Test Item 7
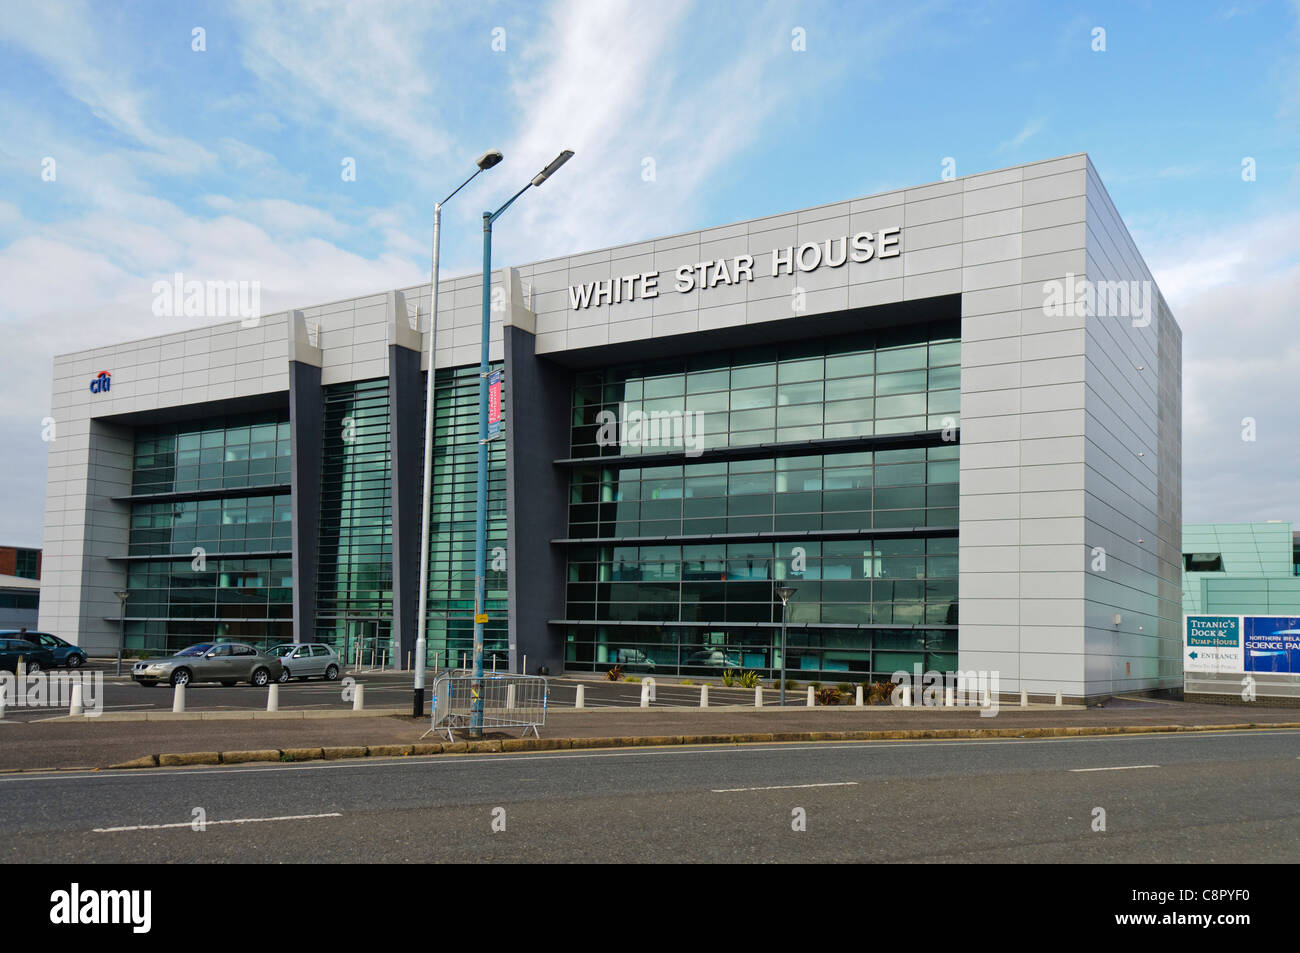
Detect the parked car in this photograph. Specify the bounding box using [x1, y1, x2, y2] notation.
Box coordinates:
[131, 642, 283, 687]
[0, 631, 87, 668]
[684, 649, 742, 669]
[613, 647, 656, 671]
[0, 638, 56, 674]
[267, 643, 342, 682]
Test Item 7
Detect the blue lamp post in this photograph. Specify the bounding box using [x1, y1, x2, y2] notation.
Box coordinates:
[468, 149, 574, 736]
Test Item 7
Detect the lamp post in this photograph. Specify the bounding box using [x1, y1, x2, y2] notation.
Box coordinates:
[775, 586, 797, 707]
[113, 589, 129, 676]
[468, 149, 574, 736]
[413, 149, 503, 719]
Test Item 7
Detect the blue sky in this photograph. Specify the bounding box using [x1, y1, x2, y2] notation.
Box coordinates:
[2, 0, 1299, 545]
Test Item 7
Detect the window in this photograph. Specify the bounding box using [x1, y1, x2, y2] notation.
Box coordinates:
[1184, 553, 1224, 572]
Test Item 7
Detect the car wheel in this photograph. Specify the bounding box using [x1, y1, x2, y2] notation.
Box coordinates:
[170, 668, 191, 687]
[250, 667, 270, 687]
[26, 659, 42, 674]
[68, 654, 85, 669]
[278, 668, 291, 684]
[324, 664, 339, 681]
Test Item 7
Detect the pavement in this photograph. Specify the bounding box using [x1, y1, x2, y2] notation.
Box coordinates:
[4, 728, 1297, 863]
[3, 690, 1300, 771]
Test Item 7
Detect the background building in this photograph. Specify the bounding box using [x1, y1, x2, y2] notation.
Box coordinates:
[39, 154, 1182, 698]
[1182, 521, 1300, 615]
[0, 544, 41, 630]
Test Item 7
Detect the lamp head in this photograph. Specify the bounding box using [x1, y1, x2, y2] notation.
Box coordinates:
[775, 586, 797, 606]
[531, 149, 574, 186]
[476, 149, 504, 170]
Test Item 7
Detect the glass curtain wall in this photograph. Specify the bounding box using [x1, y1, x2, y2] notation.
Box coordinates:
[124, 412, 293, 653]
[315, 379, 393, 663]
[562, 323, 960, 680]
[422, 363, 508, 671]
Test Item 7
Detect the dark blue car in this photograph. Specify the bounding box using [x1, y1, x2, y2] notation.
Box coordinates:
[0, 631, 87, 668]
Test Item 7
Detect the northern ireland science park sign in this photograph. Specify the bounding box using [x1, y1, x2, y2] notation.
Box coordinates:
[567, 227, 901, 310]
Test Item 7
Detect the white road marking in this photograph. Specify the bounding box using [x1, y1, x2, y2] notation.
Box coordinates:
[712, 781, 858, 793]
[93, 811, 341, 833]
[1069, 764, 1159, 772]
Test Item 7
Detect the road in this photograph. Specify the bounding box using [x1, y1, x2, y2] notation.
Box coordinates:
[5, 729, 1298, 863]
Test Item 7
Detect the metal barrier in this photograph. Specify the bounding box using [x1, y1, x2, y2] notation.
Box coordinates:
[424, 673, 548, 741]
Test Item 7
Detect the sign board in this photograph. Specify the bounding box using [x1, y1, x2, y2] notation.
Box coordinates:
[487, 370, 502, 440]
[1242, 615, 1300, 673]
[1185, 614, 1300, 674]
[1184, 615, 1242, 674]
[474, 613, 489, 625]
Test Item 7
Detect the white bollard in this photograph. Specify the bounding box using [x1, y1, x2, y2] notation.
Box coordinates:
[640, 679, 652, 708]
[506, 684, 516, 710]
[406, 652, 411, 672]
[945, 685, 955, 707]
[806, 686, 815, 707]
[901, 685, 912, 707]
[855, 685, 864, 707]
[69, 681, 84, 717]
[575, 684, 585, 709]
[1055, 690, 1063, 707]
[0, 694, 5, 720]
[352, 683, 365, 711]
[754, 685, 763, 708]
[522, 654, 528, 675]
[267, 683, 279, 712]
[700, 684, 709, 708]
[1020, 690, 1028, 708]
[172, 682, 186, 713]
[16, 657, 25, 678]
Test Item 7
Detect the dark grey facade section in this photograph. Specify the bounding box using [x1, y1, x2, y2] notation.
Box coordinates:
[288, 361, 322, 642]
[388, 345, 423, 668]
[503, 324, 570, 675]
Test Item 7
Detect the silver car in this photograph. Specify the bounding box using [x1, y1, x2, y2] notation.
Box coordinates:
[131, 642, 284, 688]
[268, 643, 342, 682]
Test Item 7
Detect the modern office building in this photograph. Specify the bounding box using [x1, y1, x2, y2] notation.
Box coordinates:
[0, 545, 42, 630]
[1182, 521, 1300, 615]
[39, 153, 1182, 699]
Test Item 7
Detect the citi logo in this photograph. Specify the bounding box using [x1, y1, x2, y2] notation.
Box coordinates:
[49, 883, 151, 933]
[89, 371, 111, 394]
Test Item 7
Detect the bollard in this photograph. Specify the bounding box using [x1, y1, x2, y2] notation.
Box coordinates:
[1020, 690, 1028, 708]
[575, 684, 585, 709]
[353, 683, 365, 711]
[901, 685, 911, 707]
[1055, 690, 1063, 707]
[640, 679, 652, 708]
[69, 681, 84, 717]
[945, 685, 955, 707]
[406, 652, 411, 672]
[855, 685, 863, 707]
[754, 685, 763, 708]
[700, 684, 709, 708]
[267, 683, 279, 712]
[172, 682, 186, 713]
[16, 656, 24, 678]
[0, 694, 5, 720]
[492, 655, 497, 674]
[506, 684, 516, 710]
[522, 654, 528, 676]
[806, 685, 815, 707]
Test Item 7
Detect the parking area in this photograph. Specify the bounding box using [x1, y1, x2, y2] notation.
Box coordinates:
[0, 663, 769, 721]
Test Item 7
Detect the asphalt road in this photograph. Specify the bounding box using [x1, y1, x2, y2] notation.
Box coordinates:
[3, 665, 763, 721]
[5, 728, 1297, 863]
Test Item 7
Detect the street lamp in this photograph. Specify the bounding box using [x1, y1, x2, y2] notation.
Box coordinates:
[468, 149, 574, 736]
[775, 586, 797, 707]
[413, 149, 503, 719]
[113, 589, 130, 676]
